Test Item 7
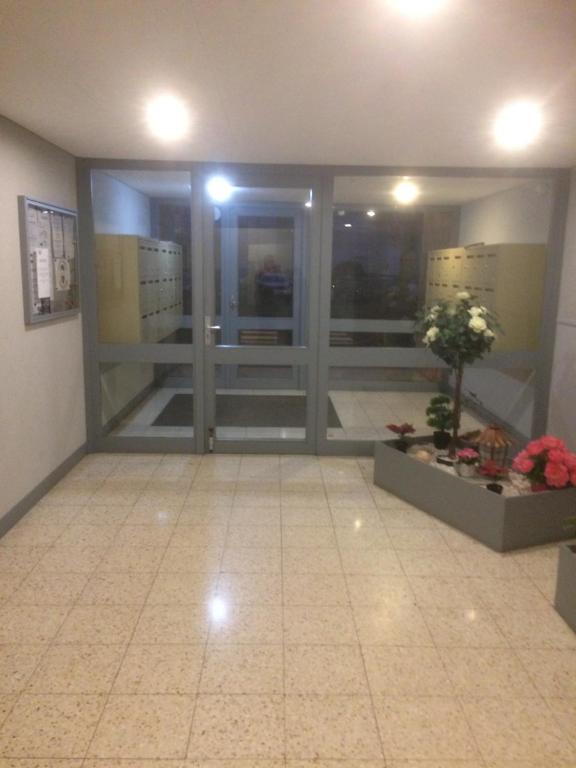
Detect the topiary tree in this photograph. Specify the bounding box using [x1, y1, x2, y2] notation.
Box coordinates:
[426, 394, 454, 433]
[416, 291, 499, 455]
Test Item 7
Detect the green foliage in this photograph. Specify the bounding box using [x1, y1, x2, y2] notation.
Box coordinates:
[426, 394, 454, 432]
[415, 292, 500, 369]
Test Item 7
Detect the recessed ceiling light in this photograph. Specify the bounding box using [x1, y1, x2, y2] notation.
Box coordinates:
[145, 94, 190, 142]
[392, 180, 420, 205]
[206, 176, 234, 203]
[493, 101, 543, 150]
[344, 223, 352, 228]
[366, 209, 376, 217]
[305, 201, 312, 208]
[390, 0, 447, 17]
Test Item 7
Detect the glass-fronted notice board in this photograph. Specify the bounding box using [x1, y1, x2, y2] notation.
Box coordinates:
[19, 196, 80, 325]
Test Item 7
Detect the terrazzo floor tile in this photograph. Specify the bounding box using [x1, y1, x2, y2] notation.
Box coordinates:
[132, 605, 209, 644]
[8, 573, 88, 606]
[438, 647, 539, 698]
[159, 545, 223, 574]
[199, 644, 283, 693]
[87, 694, 195, 758]
[73, 506, 132, 526]
[282, 508, 333, 526]
[421, 607, 509, 648]
[225, 525, 281, 548]
[77, 571, 155, 605]
[0, 646, 46, 693]
[26, 644, 124, 694]
[0, 694, 105, 757]
[408, 575, 484, 609]
[113, 644, 204, 694]
[283, 573, 349, 606]
[373, 696, 479, 761]
[345, 575, 414, 607]
[285, 694, 383, 759]
[282, 548, 343, 574]
[55, 605, 140, 645]
[1, 525, 66, 548]
[146, 572, 219, 605]
[208, 604, 283, 644]
[0, 607, 69, 644]
[460, 697, 576, 762]
[363, 645, 453, 696]
[517, 649, 576, 697]
[0, 547, 48, 575]
[35, 546, 106, 574]
[283, 606, 358, 645]
[352, 605, 433, 646]
[339, 549, 403, 576]
[188, 694, 284, 758]
[113, 525, 175, 548]
[284, 644, 369, 694]
[220, 547, 281, 575]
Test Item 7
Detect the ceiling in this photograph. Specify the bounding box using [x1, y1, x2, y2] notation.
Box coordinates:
[3, 0, 575, 167]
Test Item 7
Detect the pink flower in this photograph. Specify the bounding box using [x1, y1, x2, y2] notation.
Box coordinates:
[526, 439, 545, 457]
[571, 469, 576, 486]
[540, 435, 566, 451]
[565, 453, 576, 471]
[544, 461, 570, 489]
[457, 448, 479, 461]
[513, 457, 535, 474]
[548, 449, 567, 464]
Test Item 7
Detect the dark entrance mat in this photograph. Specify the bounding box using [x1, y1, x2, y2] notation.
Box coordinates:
[153, 393, 342, 428]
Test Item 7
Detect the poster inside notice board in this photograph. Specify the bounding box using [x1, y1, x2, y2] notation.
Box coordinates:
[19, 196, 80, 325]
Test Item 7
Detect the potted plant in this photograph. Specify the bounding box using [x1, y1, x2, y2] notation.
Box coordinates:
[555, 517, 576, 632]
[386, 423, 415, 453]
[416, 292, 499, 456]
[425, 394, 454, 450]
[455, 447, 479, 478]
[479, 459, 508, 494]
[512, 436, 576, 492]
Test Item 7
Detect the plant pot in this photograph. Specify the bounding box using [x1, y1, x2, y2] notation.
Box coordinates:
[555, 544, 576, 632]
[433, 431, 451, 450]
[486, 482, 503, 494]
[455, 462, 477, 478]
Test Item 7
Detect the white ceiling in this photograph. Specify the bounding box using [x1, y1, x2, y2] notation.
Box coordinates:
[6, 0, 574, 167]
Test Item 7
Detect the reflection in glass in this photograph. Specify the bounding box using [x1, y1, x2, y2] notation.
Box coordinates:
[214, 364, 307, 441]
[92, 170, 192, 344]
[100, 362, 193, 437]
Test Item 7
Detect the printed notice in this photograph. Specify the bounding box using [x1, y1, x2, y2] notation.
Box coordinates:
[35, 248, 53, 299]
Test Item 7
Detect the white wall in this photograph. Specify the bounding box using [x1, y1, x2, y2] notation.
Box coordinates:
[92, 171, 150, 236]
[0, 116, 86, 519]
[459, 180, 553, 246]
[548, 169, 576, 449]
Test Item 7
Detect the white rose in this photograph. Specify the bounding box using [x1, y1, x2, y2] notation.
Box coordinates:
[484, 329, 495, 339]
[456, 291, 470, 301]
[427, 305, 440, 320]
[468, 307, 483, 317]
[469, 316, 487, 333]
[425, 326, 440, 343]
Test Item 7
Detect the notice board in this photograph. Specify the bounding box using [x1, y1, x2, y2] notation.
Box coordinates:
[19, 196, 80, 325]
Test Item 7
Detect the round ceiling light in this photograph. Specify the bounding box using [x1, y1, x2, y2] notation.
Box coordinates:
[392, 179, 420, 205]
[493, 101, 543, 151]
[366, 209, 376, 217]
[390, 0, 447, 17]
[206, 176, 234, 203]
[145, 94, 190, 142]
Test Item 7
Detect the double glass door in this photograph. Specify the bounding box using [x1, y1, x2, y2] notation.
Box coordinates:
[87, 167, 319, 453]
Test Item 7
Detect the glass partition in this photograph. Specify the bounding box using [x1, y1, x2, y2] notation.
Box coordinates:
[92, 169, 192, 344]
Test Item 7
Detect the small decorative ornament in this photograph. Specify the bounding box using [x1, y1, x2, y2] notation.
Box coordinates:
[479, 460, 508, 494]
[386, 423, 415, 453]
[455, 447, 479, 478]
[477, 425, 513, 466]
[413, 449, 433, 464]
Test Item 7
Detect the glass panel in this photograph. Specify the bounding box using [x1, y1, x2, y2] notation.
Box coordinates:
[92, 170, 192, 343]
[100, 362, 193, 437]
[326, 367, 485, 441]
[330, 331, 414, 347]
[208, 185, 311, 347]
[215, 364, 307, 440]
[461, 368, 535, 439]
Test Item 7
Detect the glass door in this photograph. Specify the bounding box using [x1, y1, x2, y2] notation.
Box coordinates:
[202, 175, 320, 452]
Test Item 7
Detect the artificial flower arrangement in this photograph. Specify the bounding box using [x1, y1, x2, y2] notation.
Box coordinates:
[416, 291, 499, 454]
[512, 436, 576, 491]
[386, 423, 415, 452]
[454, 447, 479, 478]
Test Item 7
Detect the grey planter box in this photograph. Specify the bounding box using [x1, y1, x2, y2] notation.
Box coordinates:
[374, 440, 576, 552]
[555, 544, 576, 632]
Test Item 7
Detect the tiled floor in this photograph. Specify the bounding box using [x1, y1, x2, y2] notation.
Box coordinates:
[0, 452, 574, 766]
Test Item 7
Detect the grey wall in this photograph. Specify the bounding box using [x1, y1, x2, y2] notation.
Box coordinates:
[458, 180, 553, 246]
[548, 168, 576, 448]
[0, 116, 86, 519]
[92, 171, 150, 236]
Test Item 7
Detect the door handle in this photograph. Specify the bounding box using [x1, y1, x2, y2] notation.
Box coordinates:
[207, 324, 221, 331]
[204, 316, 221, 345]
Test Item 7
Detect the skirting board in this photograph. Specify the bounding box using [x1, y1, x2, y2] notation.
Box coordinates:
[0, 443, 87, 540]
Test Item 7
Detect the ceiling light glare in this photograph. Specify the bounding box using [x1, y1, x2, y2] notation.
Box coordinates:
[305, 200, 312, 208]
[493, 101, 543, 150]
[392, 179, 420, 205]
[366, 209, 376, 217]
[344, 223, 352, 228]
[391, 0, 447, 18]
[145, 94, 190, 142]
[206, 175, 234, 203]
